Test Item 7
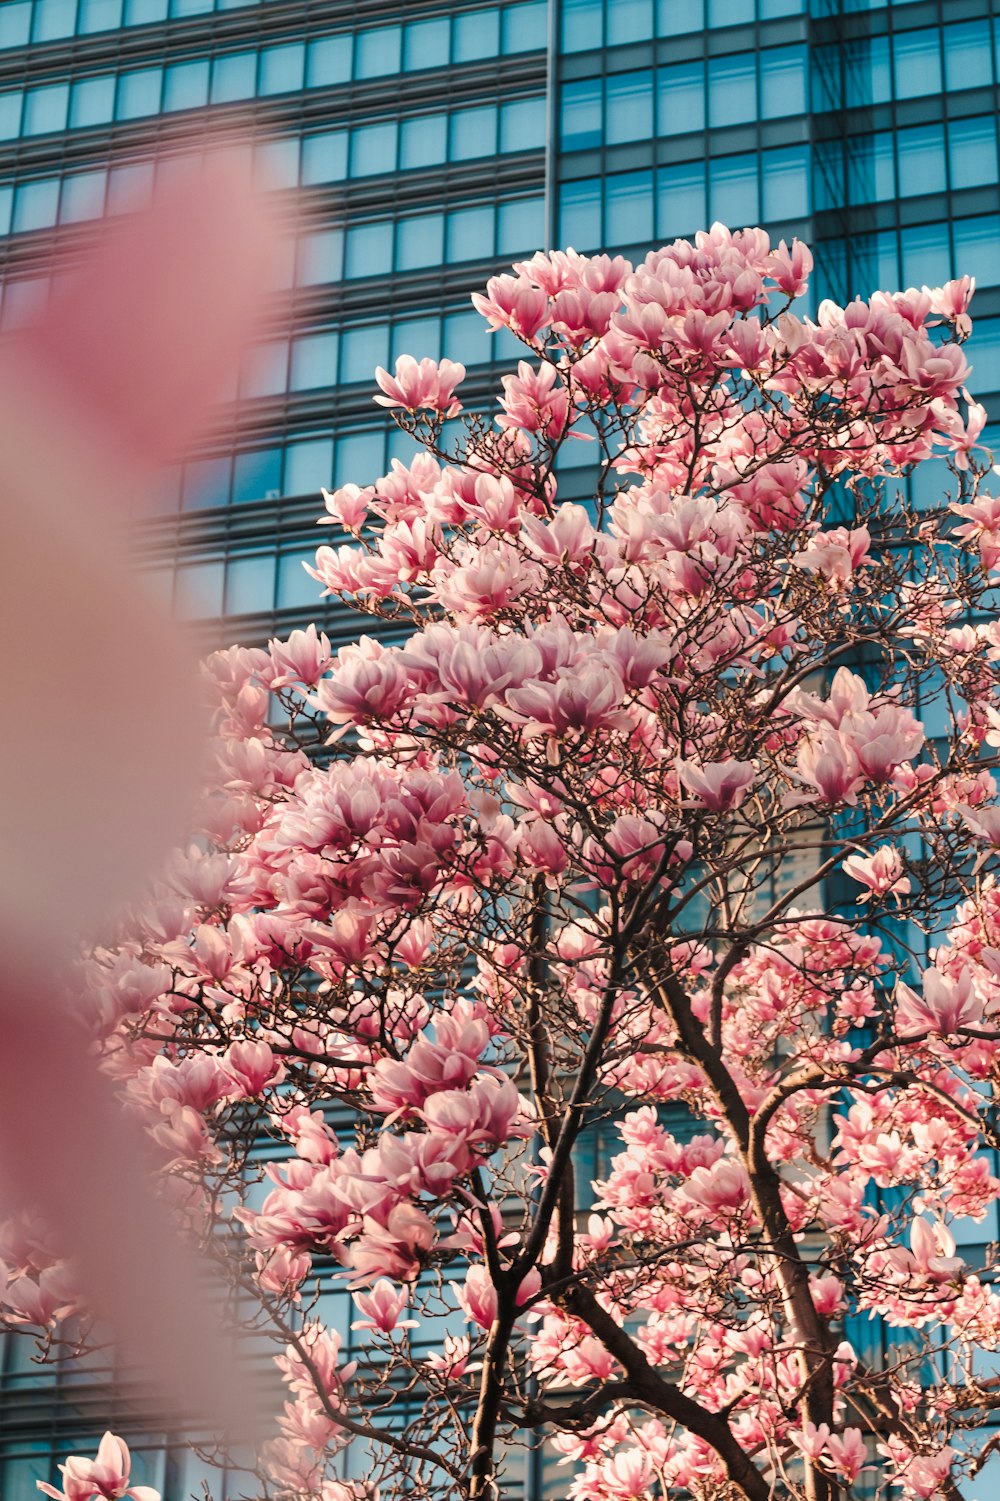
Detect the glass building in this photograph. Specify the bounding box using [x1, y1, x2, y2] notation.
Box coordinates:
[2, 0, 1000, 1494]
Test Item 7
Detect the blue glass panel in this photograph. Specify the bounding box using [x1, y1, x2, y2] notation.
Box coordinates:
[13, 178, 60, 233]
[559, 177, 601, 251]
[175, 560, 225, 619]
[851, 229, 899, 296]
[605, 170, 654, 247]
[341, 323, 390, 385]
[297, 229, 345, 285]
[968, 318, 1000, 394]
[500, 96, 545, 152]
[33, 0, 77, 42]
[232, 448, 283, 504]
[453, 8, 500, 61]
[606, 70, 654, 145]
[762, 145, 809, 221]
[0, 91, 23, 139]
[290, 331, 339, 391]
[657, 160, 705, 237]
[163, 60, 210, 113]
[844, 36, 891, 108]
[0, 186, 13, 236]
[657, 0, 706, 33]
[392, 315, 441, 364]
[70, 74, 115, 127]
[606, 0, 653, 45]
[351, 122, 398, 178]
[356, 26, 402, 78]
[301, 130, 348, 186]
[260, 42, 305, 96]
[502, 1, 547, 53]
[446, 203, 496, 262]
[404, 16, 450, 69]
[953, 216, 1000, 290]
[444, 309, 492, 366]
[944, 21, 993, 92]
[450, 106, 498, 161]
[900, 222, 950, 290]
[239, 340, 289, 401]
[497, 196, 545, 255]
[278, 551, 322, 609]
[400, 113, 447, 170]
[182, 455, 232, 510]
[226, 554, 276, 616]
[171, 0, 212, 13]
[396, 212, 445, 270]
[760, 0, 804, 13]
[125, 0, 167, 18]
[561, 0, 602, 52]
[117, 68, 163, 120]
[561, 79, 602, 151]
[848, 132, 895, 205]
[709, 0, 754, 23]
[893, 28, 942, 101]
[708, 55, 756, 127]
[308, 33, 353, 87]
[60, 169, 107, 224]
[0, 4, 31, 47]
[657, 62, 704, 136]
[760, 46, 807, 118]
[23, 83, 70, 136]
[949, 117, 999, 193]
[709, 153, 759, 228]
[896, 124, 946, 199]
[335, 430, 385, 486]
[285, 438, 335, 496]
[211, 52, 258, 104]
[80, 0, 122, 30]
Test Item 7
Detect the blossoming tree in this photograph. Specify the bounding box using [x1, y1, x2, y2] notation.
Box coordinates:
[12, 225, 1000, 1501]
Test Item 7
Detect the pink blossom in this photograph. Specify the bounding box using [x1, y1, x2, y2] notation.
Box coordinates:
[37, 1432, 160, 1501]
[351, 1279, 418, 1334]
[895, 967, 983, 1036]
[374, 355, 465, 417]
[677, 758, 755, 812]
[842, 846, 911, 900]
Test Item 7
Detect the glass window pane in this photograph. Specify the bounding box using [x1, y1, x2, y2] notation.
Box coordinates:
[296, 229, 344, 286]
[260, 43, 305, 97]
[657, 161, 705, 240]
[345, 221, 393, 280]
[171, 0, 212, 13]
[0, 4, 31, 47]
[182, 455, 232, 510]
[953, 215, 1000, 291]
[0, 186, 13, 236]
[945, 21, 993, 92]
[497, 195, 545, 255]
[502, 1, 547, 53]
[604, 172, 653, 248]
[708, 55, 756, 127]
[400, 113, 447, 170]
[163, 60, 210, 113]
[232, 448, 283, 504]
[33, 0, 76, 41]
[13, 178, 60, 233]
[290, 331, 339, 391]
[893, 28, 942, 101]
[226, 554, 275, 616]
[760, 46, 807, 118]
[446, 203, 496, 262]
[848, 132, 895, 205]
[949, 117, 998, 193]
[708, 0, 753, 23]
[561, 79, 602, 152]
[59, 169, 107, 224]
[844, 36, 891, 109]
[351, 122, 398, 178]
[897, 124, 946, 199]
[606, 70, 653, 145]
[657, 62, 704, 136]
[392, 315, 441, 365]
[449, 106, 498, 161]
[607, 0, 652, 45]
[762, 145, 809, 222]
[211, 51, 257, 104]
[500, 95, 545, 153]
[0, 91, 22, 139]
[125, 0, 167, 18]
[454, 9, 500, 61]
[278, 551, 321, 609]
[968, 317, 1000, 394]
[562, 0, 601, 51]
[23, 83, 70, 136]
[301, 130, 348, 185]
[80, 0, 122, 30]
[308, 33, 353, 87]
[404, 16, 450, 70]
[559, 178, 601, 251]
[658, 0, 705, 34]
[284, 438, 335, 496]
[341, 323, 389, 385]
[851, 228, 899, 297]
[356, 26, 402, 79]
[709, 153, 759, 229]
[175, 560, 224, 619]
[239, 340, 289, 401]
[335, 430, 385, 486]
[444, 309, 492, 366]
[107, 160, 155, 214]
[900, 222, 950, 290]
[117, 68, 163, 120]
[70, 74, 115, 128]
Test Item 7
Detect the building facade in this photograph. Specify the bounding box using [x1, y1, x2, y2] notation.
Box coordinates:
[2, 0, 1000, 1494]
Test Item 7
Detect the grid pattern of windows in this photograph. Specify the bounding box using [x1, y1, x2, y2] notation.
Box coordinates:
[0, 0, 264, 49]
